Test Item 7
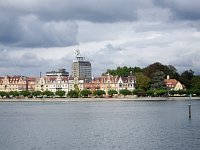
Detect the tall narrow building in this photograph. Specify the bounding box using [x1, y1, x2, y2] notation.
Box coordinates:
[72, 50, 92, 81]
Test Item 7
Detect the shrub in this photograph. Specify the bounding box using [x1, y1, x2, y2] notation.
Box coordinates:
[0, 91, 8, 98]
[20, 90, 31, 97]
[107, 89, 118, 97]
[93, 90, 106, 98]
[133, 89, 145, 97]
[9, 91, 19, 98]
[80, 89, 92, 98]
[119, 89, 132, 97]
[42, 91, 54, 98]
[32, 91, 42, 98]
[67, 90, 79, 98]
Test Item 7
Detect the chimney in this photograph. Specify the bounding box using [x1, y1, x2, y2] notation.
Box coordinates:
[167, 75, 170, 80]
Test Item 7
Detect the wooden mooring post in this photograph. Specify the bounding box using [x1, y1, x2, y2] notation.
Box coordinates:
[189, 94, 192, 119]
[189, 104, 191, 119]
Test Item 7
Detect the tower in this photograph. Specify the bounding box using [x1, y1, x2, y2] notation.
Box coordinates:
[72, 49, 92, 81]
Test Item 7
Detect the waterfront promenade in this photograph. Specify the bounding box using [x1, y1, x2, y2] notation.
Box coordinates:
[0, 96, 199, 102]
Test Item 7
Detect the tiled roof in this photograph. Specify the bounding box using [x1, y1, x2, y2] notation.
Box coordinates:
[27, 77, 36, 81]
[91, 75, 135, 84]
[164, 79, 178, 86]
[62, 77, 69, 81]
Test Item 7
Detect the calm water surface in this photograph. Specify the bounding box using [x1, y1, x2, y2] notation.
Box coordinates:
[0, 100, 200, 150]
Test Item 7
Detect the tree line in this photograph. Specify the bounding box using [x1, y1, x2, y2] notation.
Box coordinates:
[104, 62, 200, 91]
[1, 88, 200, 99]
[0, 89, 125, 99]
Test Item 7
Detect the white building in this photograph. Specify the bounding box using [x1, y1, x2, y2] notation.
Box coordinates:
[35, 76, 84, 93]
[48, 75, 69, 93]
[35, 77, 49, 92]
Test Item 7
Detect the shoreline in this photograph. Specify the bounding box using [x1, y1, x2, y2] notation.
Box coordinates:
[0, 96, 200, 102]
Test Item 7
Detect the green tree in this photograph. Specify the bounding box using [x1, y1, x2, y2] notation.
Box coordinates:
[177, 90, 186, 96]
[0, 91, 8, 98]
[169, 90, 178, 96]
[135, 73, 150, 90]
[143, 62, 166, 78]
[150, 71, 165, 90]
[93, 90, 106, 97]
[132, 89, 145, 97]
[186, 89, 200, 96]
[143, 62, 179, 79]
[191, 76, 200, 89]
[74, 84, 80, 92]
[146, 90, 154, 97]
[167, 65, 180, 79]
[67, 90, 79, 98]
[32, 91, 42, 98]
[155, 89, 168, 97]
[9, 91, 19, 98]
[168, 90, 186, 96]
[119, 89, 132, 97]
[42, 90, 54, 98]
[179, 69, 194, 89]
[80, 89, 92, 98]
[55, 91, 66, 98]
[104, 66, 142, 77]
[20, 90, 31, 97]
[107, 89, 118, 97]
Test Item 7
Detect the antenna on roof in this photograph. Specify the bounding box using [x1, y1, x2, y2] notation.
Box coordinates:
[167, 75, 170, 80]
[75, 49, 80, 58]
[75, 49, 84, 61]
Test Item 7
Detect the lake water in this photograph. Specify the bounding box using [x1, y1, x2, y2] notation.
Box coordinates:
[0, 100, 200, 150]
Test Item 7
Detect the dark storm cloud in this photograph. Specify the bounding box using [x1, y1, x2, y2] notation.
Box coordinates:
[0, 0, 200, 76]
[0, 0, 142, 48]
[154, 0, 200, 20]
[0, 14, 78, 47]
[1, 0, 199, 48]
[4, 0, 140, 22]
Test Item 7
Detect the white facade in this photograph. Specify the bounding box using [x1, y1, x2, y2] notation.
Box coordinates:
[0, 76, 28, 92]
[118, 76, 135, 92]
[174, 82, 184, 91]
[35, 76, 84, 93]
[35, 77, 49, 92]
[68, 77, 84, 91]
[48, 76, 69, 93]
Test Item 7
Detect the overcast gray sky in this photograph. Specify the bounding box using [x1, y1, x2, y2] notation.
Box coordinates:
[0, 0, 200, 76]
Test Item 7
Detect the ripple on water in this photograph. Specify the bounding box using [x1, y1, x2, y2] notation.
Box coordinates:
[0, 100, 200, 150]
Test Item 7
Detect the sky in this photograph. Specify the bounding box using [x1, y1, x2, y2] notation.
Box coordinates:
[0, 0, 200, 77]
